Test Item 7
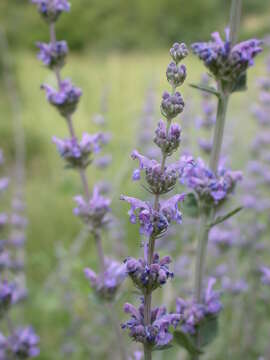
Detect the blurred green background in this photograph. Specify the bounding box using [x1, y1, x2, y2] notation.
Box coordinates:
[0, 1, 269, 360]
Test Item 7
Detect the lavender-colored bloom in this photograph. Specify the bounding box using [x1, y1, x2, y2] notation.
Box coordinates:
[125, 253, 173, 291]
[161, 91, 184, 120]
[198, 138, 212, 154]
[221, 277, 249, 295]
[42, 79, 82, 117]
[37, 41, 68, 69]
[53, 132, 103, 169]
[10, 214, 28, 229]
[84, 259, 126, 300]
[131, 150, 179, 194]
[170, 43, 189, 64]
[180, 156, 242, 206]
[154, 120, 181, 156]
[31, 0, 70, 23]
[8, 326, 40, 359]
[0, 178, 9, 193]
[0, 333, 7, 359]
[122, 301, 180, 347]
[191, 30, 262, 90]
[0, 281, 14, 316]
[94, 154, 112, 169]
[209, 226, 237, 251]
[260, 266, 270, 286]
[73, 186, 111, 229]
[120, 194, 185, 236]
[166, 63, 187, 88]
[176, 278, 222, 335]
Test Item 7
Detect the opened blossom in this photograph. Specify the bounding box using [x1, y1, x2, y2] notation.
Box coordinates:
[53, 132, 103, 168]
[42, 79, 82, 117]
[31, 0, 70, 22]
[84, 259, 126, 300]
[37, 41, 68, 69]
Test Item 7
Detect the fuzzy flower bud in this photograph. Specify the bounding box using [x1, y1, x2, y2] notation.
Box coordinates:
[170, 43, 189, 64]
[161, 91, 184, 120]
[166, 62, 187, 88]
[154, 120, 181, 156]
[31, 0, 70, 23]
[7, 326, 40, 359]
[42, 79, 82, 117]
[124, 253, 173, 292]
[37, 41, 68, 69]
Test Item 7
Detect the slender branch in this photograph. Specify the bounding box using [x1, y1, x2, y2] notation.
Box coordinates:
[229, 0, 242, 46]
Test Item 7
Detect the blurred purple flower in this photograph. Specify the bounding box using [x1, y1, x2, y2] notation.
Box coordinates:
[37, 41, 68, 69]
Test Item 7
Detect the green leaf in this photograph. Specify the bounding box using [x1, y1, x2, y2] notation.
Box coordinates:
[189, 83, 220, 98]
[182, 193, 199, 218]
[153, 344, 173, 352]
[232, 72, 247, 93]
[208, 206, 243, 228]
[198, 316, 219, 347]
[173, 330, 203, 356]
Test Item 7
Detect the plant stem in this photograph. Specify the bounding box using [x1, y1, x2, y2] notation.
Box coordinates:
[229, 0, 242, 46]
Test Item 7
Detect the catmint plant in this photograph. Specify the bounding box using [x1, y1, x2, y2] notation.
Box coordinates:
[178, 0, 263, 358]
[31, 1, 127, 359]
[121, 43, 188, 359]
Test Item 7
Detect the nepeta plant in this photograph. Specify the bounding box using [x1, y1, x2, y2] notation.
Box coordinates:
[184, 0, 262, 358]
[31, 1, 127, 359]
[121, 43, 188, 359]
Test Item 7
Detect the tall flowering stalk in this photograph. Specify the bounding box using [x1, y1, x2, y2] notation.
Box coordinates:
[187, 0, 262, 356]
[121, 43, 188, 359]
[31, 1, 127, 359]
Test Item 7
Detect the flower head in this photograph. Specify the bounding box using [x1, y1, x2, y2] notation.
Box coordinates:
[37, 41, 68, 69]
[191, 30, 262, 91]
[122, 301, 180, 347]
[7, 326, 40, 359]
[154, 120, 181, 156]
[0, 281, 14, 317]
[161, 91, 184, 120]
[166, 63, 187, 88]
[84, 259, 126, 301]
[260, 266, 270, 286]
[53, 132, 103, 169]
[170, 43, 189, 64]
[42, 79, 82, 117]
[32, 0, 70, 23]
[125, 253, 173, 292]
[73, 186, 111, 229]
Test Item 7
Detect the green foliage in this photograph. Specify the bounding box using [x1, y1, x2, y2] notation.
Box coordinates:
[1, 0, 269, 51]
[182, 192, 200, 218]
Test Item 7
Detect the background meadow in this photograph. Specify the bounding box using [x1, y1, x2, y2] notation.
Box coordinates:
[0, 1, 270, 359]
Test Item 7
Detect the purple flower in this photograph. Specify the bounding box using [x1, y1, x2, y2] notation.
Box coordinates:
[42, 79, 82, 117]
[84, 258, 126, 300]
[191, 30, 262, 90]
[8, 326, 40, 359]
[0, 178, 9, 193]
[120, 193, 185, 236]
[125, 253, 173, 291]
[37, 41, 68, 69]
[204, 278, 222, 315]
[154, 120, 182, 156]
[161, 91, 185, 120]
[169, 43, 189, 64]
[180, 156, 242, 206]
[0, 281, 14, 316]
[0, 333, 7, 360]
[260, 266, 270, 286]
[221, 277, 249, 295]
[122, 301, 180, 347]
[94, 154, 112, 169]
[131, 150, 179, 194]
[166, 62, 187, 88]
[53, 132, 103, 169]
[209, 226, 238, 251]
[73, 186, 111, 229]
[32, 0, 70, 23]
[198, 138, 212, 154]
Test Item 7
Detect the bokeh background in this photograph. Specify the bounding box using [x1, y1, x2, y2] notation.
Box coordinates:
[0, 1, 270, 359]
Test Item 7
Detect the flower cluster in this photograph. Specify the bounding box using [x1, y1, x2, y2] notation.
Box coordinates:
[122, 301, 180, 348]
[121, 43, 188, 353]
[84, 259, 126, 301]
[53, 133, 103, 169]
[37, 41, 68, 69]
[191, 30, 262, 92]
[176, 278, 222, 335]
[125, 253, 173, 292]
[260, 266, 270, 286]
[180, 156, 242, 207]
[31, 0, 70, 23]
[154, 120, 181, 156]
[120, 194, 184, 236]
[73, 186, 111, 230]
[6, 326, 40, 359]
[42, 79, 82, 117]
